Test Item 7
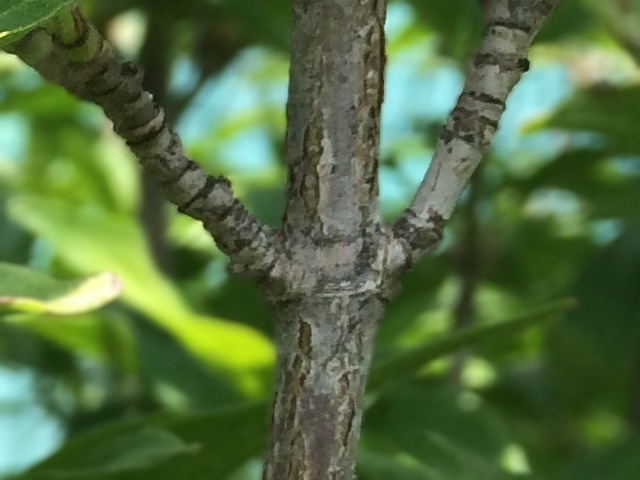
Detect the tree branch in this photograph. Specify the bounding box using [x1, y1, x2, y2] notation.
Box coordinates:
[4, 5, 279, 279]
[388, 0, 563, 272]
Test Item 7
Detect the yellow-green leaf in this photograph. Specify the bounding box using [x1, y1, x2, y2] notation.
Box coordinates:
[0, 262, 121, 315]
[0, 0, 74, 48]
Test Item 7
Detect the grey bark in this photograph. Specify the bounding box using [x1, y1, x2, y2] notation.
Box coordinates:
[4, 0, 563, 478]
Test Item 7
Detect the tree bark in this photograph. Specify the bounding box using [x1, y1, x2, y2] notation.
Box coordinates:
[262, 2, 388, 477]
[264, 297, 381, 479]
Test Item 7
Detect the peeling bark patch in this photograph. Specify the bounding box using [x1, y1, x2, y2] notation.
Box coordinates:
[489, 19, 533, 34]
[283, 0, 385, 250]
[392, 207, 444, 257]
[298, 320, 312, 357]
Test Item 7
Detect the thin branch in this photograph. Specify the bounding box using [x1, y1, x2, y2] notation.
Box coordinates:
[5, 5, 279, 278]
[388, 0, 563, 272]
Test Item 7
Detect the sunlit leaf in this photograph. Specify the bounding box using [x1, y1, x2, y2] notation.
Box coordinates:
[8, 195, 275, 395]
[0, 262, 121, 315]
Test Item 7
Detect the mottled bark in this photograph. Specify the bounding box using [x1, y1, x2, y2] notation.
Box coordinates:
[390, 0, 563, 271]
[264, 296, 381, 480]
[282, 0, 386, 275]
[262, 1, 389, 477]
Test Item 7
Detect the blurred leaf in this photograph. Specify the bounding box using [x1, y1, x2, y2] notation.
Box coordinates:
[358, 449, 440, 480]
[581, 0, 640, 57]
[0, 81, 139, 213]
[207, 275, 273, 337]
[22, 428, 196, 479]
[555, 439, 640, 480]
[5, 312, 135, 371]
[244, 185, 285, 228]
[377, 257, 449, 347]
[517, 149, 640, 218]
[424, 433, 513, 480]
[0, 82, 88, 118]
[8, 195, 275, 394]
[369, 299, 575, 391]
[132, 319, 243, 409]
[0, 318, 77, 375]
[22, 402, 268, 480]
[546, 223, 640, 409]
[0, 262, 120, 315]
[364, 380, 510, 477]
[216, 0, 290, 51]
[535, 0, 594, 43]
[530, 86, 640, 155]
[485, 218, 595, 294]
[405, 0, 482, 62]
[0, 0, 73, 48]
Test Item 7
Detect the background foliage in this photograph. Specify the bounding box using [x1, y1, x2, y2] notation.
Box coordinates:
[1, 0, 639, 478]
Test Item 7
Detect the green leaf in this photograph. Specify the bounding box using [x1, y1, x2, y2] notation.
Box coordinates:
[0, 0, 73, 47]
[376, 257, 449, 347]
[358, 449, 441, 480]
[132, 320, 244, 409]
[8, 195, 275, 395]
[22, 402, 269, 480]
[364, 381, 511, 479]
[22, 428, 196, 479]
[424, 433, 513, 480]
[0, 262, 121, 315]
[555, 439, 640, 480]
[369, 299, 575, 391]
[405, 0, 482, 63]
[546, 224, 640, 410]
[530, 86, 640, 155]
[6, 312, 136, 371]
[535, 0, 594, 43]
[516, 149, 640, 219]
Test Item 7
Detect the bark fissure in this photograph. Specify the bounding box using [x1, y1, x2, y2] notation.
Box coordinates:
[264, 296, 382, 480]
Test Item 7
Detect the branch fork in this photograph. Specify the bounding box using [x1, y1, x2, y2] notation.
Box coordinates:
[3, 1, 563, 479]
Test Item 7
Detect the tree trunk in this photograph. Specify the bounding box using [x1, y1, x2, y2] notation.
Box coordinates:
[264, 297, 382, 479]
[262, 1, 387, 477]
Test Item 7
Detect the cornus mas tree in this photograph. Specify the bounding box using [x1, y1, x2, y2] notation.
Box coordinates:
[2, 0, 562, 478]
